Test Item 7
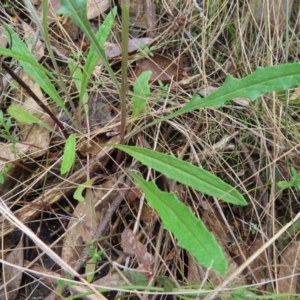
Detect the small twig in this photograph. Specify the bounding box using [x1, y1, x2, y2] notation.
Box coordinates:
[1, 61, 69, 139]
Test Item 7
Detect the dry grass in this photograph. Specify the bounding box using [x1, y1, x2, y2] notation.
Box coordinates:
[1, 0, 300, 299]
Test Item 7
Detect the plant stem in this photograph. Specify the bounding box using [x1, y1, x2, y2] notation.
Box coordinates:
[115, 0, 130, 165]
[119, 0, 130, 146]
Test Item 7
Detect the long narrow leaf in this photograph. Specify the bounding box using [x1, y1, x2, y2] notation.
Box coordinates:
[57, 1, 120, 94]
[7, 104, 52, 132]
[0, 48, 54, 78]
[80, 7, 117, 103]
[132, 173, 228, 274]
[3, 25, 69, 117]
[113, 145, 247, 206]
[140, 62, 300, 130]
[68, 60, 88, 111]
[178, 62, 300, 114]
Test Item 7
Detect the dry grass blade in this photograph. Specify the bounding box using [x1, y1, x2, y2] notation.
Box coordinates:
[61, 178, 120, 268]
[278, 241, 300, 295]
[1, 0, 300, 298]
[0, 135, 121, 237]
[0, 197, 108, 299]
[0, 238, 23, 300]
[203, 211, 300, 300]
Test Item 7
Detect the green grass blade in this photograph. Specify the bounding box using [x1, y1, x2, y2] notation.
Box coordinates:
[57, 0, 120, 94]
[79, 7, 117, 103]
[60, 133, 76, 175]
[131, 173, 228, 274]
[3, 25, 69, 117]
[114, 145, 247, 206]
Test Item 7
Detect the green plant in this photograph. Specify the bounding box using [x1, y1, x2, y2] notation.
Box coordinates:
[86, 247, 105, 282]
[2, 0, 300, 277]
[0, 111, 18, 183]
[88, 247, 105, 262]
[0, 163, 10, 184]
[249, 223, 259, 235]
[141, 63, 300, 130]
[3, 25, 70, 119]
[157, 80, 169, 98]
[60, 133, 76, 175]
[131, 71, 152, 119]
[2, 0, 300, 292]
[278, 167, 300, 191]
[112, 62, 300, 274]
[57, 273, 75, 296]
[137, 44, 155, 57]
[0, 110, 18, 151]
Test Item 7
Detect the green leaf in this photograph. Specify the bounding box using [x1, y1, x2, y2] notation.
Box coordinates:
[0, 48, 54, 78]
[86, 259, 96, 283]
[291, 167, 298, 178]
[68, 60, 88, 118]
[56, 0, 89, 26]
[277, 181, 293, 189]
[80, 7, 117, 103]
[177, 63, 300, 115]
[7, 105, 52, 131]
[132, 71, 152, 119]
[73, 179, 94, 202]
[60, 133, 76, 175]
[68, 8, 116, 122]
[3, 25, 69, 118]
[0, 175, 4, 184]
[123, 270, 149, 286]
[141, 62, 300, 131]
[113, 145, 247, 206]
[57, 1, 120, 94]
[68, 60, 88, 103]
[8, 105, 40, 123]
[131, 173, 228, 274]
[91, 249, 105, 262]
